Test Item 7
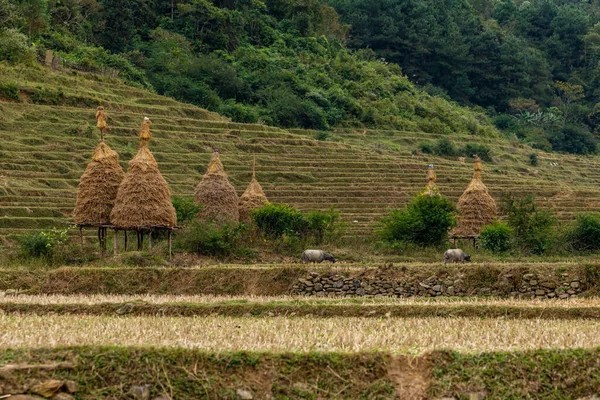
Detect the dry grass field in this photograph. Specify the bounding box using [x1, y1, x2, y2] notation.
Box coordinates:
[3, 314, 600, 353]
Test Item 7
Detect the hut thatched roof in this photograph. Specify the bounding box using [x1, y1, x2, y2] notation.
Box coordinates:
[239, 156, 269, 223]
[73, 141, 124, 225]
[110, 118, 177, 229]
[422, 164, 440, 196]
[454, 156, 498, 236]
[194, 150, 239, 224]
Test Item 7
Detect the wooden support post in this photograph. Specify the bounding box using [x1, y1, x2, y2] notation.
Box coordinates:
[113, 229, 118, 256]
[148, 231, 152, 251]
[124, 231, 128, 252]
[79, 226, 84, 250]
[102, 227, 107, 256]
[137, 230, 141, 251]
[168, 230, 172, 262]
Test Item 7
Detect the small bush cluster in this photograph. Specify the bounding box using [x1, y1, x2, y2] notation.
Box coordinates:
[378, 194, 457, 247]
[251, 203, 343, 247]
[19, 227, 70, 260]
[172, 197, 201, 224]
[503, 194, 556, 255]
[175, 221, 250, 258]
[479, 222, 512, 253]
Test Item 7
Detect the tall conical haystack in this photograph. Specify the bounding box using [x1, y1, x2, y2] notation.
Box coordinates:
[110, 117, 177, 229]
[194, 150, 239, 223]
[422, 164, 440, 196]
[454, 155, 498, 236]
[239, 156, 269, 223]
[73, 108, 124, 225]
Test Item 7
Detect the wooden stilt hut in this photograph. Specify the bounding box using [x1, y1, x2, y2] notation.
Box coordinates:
[110, 117, 177, 258]
[194, 149, 239, 224]
[422, 164, 440, 196]
[454, 155, 497, 238]
[238, 156, 269, 223]
[72, 107, 124, 254]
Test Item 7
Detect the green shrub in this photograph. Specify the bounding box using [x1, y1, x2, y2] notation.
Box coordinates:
[314, 131, 330, 141]
[529, 153, 538, 166]
[20, 227, 70, 259]
[251, 203, 308, 239]
[0, 82, 19, 101]
[305, 208, 343, 244]
[568, 213, 600, 252]
[175, 221, 248, 258]
[461, 143, 492, 162]
[0, 29, 35, 64]
[378, 194, 457, 247]
[172, 197, 201, 224]
[504, 194, 556, 255]
[419, 142, 433, 154]
[480, 221, 512, 253]
[434, 137, 456, 157]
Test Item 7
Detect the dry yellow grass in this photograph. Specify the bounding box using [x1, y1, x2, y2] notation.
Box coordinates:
[2, 294, 600, 307]
[2, 315, 600, 353]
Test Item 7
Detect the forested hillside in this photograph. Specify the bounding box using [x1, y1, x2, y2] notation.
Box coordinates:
[0, 0, 498, 136]
[327, 0, 600, 154]
[5, 0, 600, 155]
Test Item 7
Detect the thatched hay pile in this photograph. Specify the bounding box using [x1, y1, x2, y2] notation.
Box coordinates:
[422, 164, 440, 196]
[194, 150, 239, 223]
[110, 118, 177, 229]
[454, 156, 498, 236]
[239, 157, 269, 223]
[73, 141, 124, 225]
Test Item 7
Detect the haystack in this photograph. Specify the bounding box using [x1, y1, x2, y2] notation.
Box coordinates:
[454, 155, 497, 236]
[110, 117, 177, 229]
[194, 150, 239, 224]
[238, 156, 269, 223]
[422, 164, 440, 196]
[72, 108, 124, 225]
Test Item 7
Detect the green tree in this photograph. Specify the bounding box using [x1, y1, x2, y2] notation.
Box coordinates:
[378, 194, 457, 247]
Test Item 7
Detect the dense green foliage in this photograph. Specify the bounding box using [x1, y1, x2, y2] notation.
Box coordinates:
[568, 213, 600, 252]
[503, 194, 556, 255]
[176, 220, 249, 258]
[479, 221, 512, 253]
[19, 227, 70, 259]
[378, 194, 457, 247]
[3, 0, 496, 134]
[251, 203, 342, 245]
[172, 197, 201, 224]
[326, 0, 600, 154]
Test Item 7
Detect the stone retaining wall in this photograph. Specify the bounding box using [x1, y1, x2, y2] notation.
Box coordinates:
[292, 268, 586, 299]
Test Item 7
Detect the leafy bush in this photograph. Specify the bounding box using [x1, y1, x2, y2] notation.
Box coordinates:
[176, 221, 248, 258]
[20, 227, 70, 259]
[251, 203, 308, 239]
[461, 143, 492, 162]
[529, 153, 538, 166]
[419, 142, 433, 154]
[503, 195, 556, 255]
[305, 208, 343, 244]
[378, 194, 457, 247]
[480, 222, 512, 253]
[0, 29, 35, 63]
[549, 123, 597, 155]
[314, 131, 330, 141]
[172, 197, 201, 224]
[434, 137, 457, 157]
[568, 213, 600, 252]
[0, 82, 19, 101]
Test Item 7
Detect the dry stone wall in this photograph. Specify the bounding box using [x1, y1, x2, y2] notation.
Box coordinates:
[292, 266, 588, 299]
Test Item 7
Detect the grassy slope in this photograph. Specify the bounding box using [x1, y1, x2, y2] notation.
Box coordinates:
[3, 63, 600, 242]
[1, 347, 600, 399]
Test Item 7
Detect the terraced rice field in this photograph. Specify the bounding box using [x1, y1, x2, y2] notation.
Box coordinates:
[2, 293, 600, 398]
[3, 63, 600, 242]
